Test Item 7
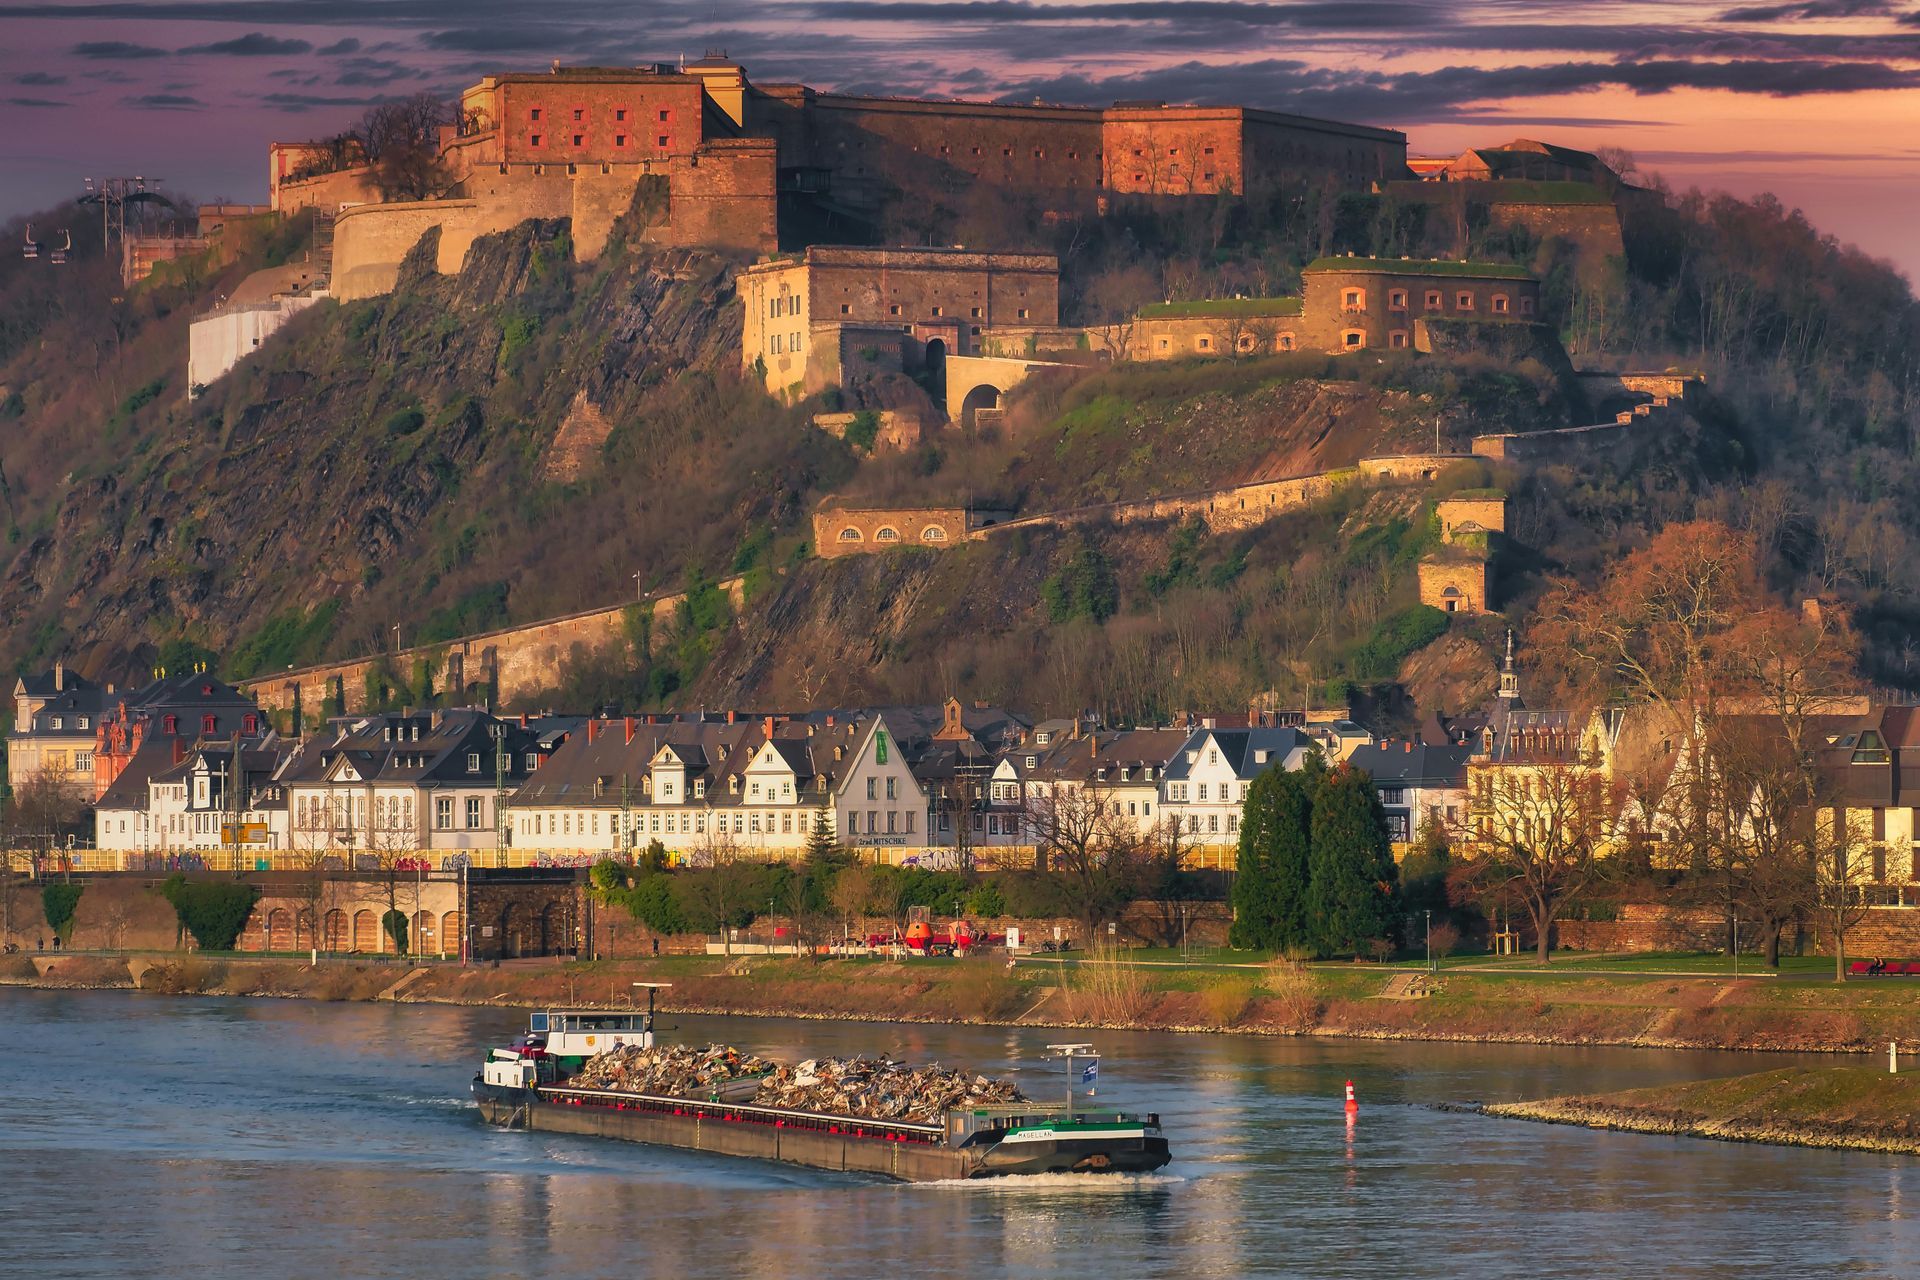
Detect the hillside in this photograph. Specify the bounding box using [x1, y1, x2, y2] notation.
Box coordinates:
[2, 180, 1916, 721]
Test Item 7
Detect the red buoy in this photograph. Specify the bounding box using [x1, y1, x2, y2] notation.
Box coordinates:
[1344, 1080, 1358, 1113]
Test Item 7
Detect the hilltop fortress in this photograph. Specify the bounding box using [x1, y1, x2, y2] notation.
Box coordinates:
[268, 58, 1408, 300]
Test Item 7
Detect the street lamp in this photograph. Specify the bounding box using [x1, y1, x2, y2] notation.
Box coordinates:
[1425, 909, 1433, 973]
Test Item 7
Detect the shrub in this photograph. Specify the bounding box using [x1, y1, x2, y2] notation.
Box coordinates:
[159, 875, 259, 951]
[383, 909, 409, 953]
[1060, 942, 1152, 1025]
[1259, 959, 1323, 1031]
[384, 407, 425, 436]
[1428, 921, 1461, 963]
[844, 410, 881, 454]
[964, 882, 1006, 918]
[42, 883, 83, 939]
[1199, 976, 1256, 1028]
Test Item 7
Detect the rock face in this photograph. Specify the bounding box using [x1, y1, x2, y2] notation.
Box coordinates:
[0, 219, 826, 682]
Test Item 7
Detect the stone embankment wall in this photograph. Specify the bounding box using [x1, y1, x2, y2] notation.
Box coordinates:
[239, 576, 747, 716]
[1472, 396, 1683, 463]
[1556, 901, 1920, 957]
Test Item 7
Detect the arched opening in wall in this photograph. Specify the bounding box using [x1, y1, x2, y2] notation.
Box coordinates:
[1441, 585, 1463, 613]
[924, 338, 947, 402]
[412, 909, 435, 956]
[499, 903, 521, 959]
[442, 911, 463, 959]
[874, 526, 900, 543]
[266, 907, 291, 951]
[539, 900, 565, 956]
[352, 908, 380, 953]
[323, 909, 349, 952]
[960, 383, 1001, 429]
[920, 525, 949, 543]
[837, 527, 863, 543]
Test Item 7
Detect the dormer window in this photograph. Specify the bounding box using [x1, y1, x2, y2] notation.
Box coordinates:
[1026, 755, 1037, 768]
[729, 776, 740, 794]
[526, 752, 540, 770]
[467, 752, 482, 772]
[1186, 751, 1198, 764]
[1036, 731, 1051, 745]
[47, 717, 60, 730]
[77, 717, 88, 729]
[202, 715, 217, 735]
[694, 779, 706, 798]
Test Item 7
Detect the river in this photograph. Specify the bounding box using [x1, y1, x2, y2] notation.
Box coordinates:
[5, 987, 1917, 1279]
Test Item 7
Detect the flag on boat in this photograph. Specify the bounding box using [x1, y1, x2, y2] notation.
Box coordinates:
[1081, 1058, 1099, 1083]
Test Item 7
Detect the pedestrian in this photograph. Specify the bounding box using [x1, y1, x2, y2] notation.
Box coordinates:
[651, 937, 660, 957]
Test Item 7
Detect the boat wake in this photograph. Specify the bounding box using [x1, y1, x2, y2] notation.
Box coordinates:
[910, 1170, 1186, 1193]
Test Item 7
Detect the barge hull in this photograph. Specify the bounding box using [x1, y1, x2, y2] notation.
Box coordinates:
[474, 1082, 974, 1181]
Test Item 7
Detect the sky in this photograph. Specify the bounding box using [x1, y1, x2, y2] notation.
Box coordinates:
[3, 0, 1918, 282]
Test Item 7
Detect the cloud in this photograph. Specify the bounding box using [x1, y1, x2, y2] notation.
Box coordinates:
[807, 0, 1436, 29]
[127, 91, 205, 107]
[260, 90, 389, 110]
[7, 95, 67, 106]
[178, 33, 313, 56]
[318, 38, 362, 56]
[13, 71, 67, 85]
[1719, 0, 1892, 17]
[72, 40, 168, 59]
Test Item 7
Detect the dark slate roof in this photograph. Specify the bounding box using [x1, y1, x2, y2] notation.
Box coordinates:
[1026, 727, 1190, 785]
[97, 738, 188, 810]
[1347, 741, 1471, 789]
[15, 667, 98, 699]
[281, 708, 544, 789]
[23, 686, 105, 737]
[1162, 727, 1314, 782]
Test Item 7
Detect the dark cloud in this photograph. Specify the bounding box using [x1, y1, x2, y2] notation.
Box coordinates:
[807, 0, 1436, 29]
[335, 57, 429, 86]
[994, 56, 1920, 126]
[178, 33, 313, 56]
[127, 91, 204, 106]
[318, 37, 362, 55]
[1720, 0, 1892, 17]
[7, 95, 67, 106]
[72, 40, 168, 59]
[13, 71, 68, 85]
[261, 90, 390, 109]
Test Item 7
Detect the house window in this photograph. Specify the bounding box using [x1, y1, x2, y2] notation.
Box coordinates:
[526, 752, 539, 770]
[435, 797, 453, 829]
[1456, 291, 1475, 311]
[886, 777, 897, 801]
[467, 752, 482, 772]
[202, 715, 217, 734]
[1382, 788, 1406, 805]
[1390, 330, 1409, 349]
[76, 717, 88, 729]
[466, 797, 484, 828]
[1389, 289, 1408, 311]
[76, 751, 92, 771]
[47, 717, 60, 730]
[1492, 294, 1510, 314]
[243, 714, 258, 734]
[1424, 290, 1442, 308]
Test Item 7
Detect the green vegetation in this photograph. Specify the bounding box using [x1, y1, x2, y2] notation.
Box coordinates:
[842, 410, 881, 454]
[228, 602, 341, 678]
[1230, 764, 1314, 951]
[159, 875, 259, 951]
[1042, 543, 1119, 623]
[42, 883, 83, 939]
[416, 581, 509, 646]
[382, 909, 409, 953]
[1343, 605, 1450, 683]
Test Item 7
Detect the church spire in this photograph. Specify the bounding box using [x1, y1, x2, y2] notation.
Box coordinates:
[1497, 628, 1521, 702]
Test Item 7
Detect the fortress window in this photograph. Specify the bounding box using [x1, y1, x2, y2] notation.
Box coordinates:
[1133, 173, 1144, 183]
[1424, 290, 1442, 308]
[1456, 291, 1475, 311]
[529, 133, 543, 148]
[616, 134, 628, 147]
[1203, 171, 1215, 183]
[572, 108, 584, 122]
[921, 525, 948, 542]
[875, 527, 900, 542]
[1168, 147, 1179, 155]
[616, 109, 627, 122]
[1196, 336, 1212, 351]
[657, 135, 669, 147]
[838, 528, 863, 542]
[1518, 296, 1536, 315]
[1203, 146, 1214, 155]
[659, 109, 670, 121]
[1133, 149, 1144, 157]
[1389, 289, 1408, 310]
[1491, 294, 1510, 314]
[931, 306, 943, 317]
[1237, 334, 1257, 353]
[1156, 337, 1171, 351]
[1002, 147, 1012, 157]
[940, 144, 950, 154]
[1390, 330, 1409, 349]
[1276, 333, 1295, 351]
[1343, 330, 1365, 349]
[840, 303, 851, 315]
[1342, 288, 1364, 311]
[970, 307, 982, 318]
[530, 108, 542, 121]
[1017, 308, 1029, 320]
[889, 304, 902, 316]
[572, 134, 584, 147]
[1067, 150, 1077, 159]
[971, 146, 981, 156]
[1033, 148, 1043, 159]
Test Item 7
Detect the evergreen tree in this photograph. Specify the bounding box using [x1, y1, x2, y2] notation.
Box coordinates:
[801, 810, 848, 915]
[1306, 764, 1400, 957]
[1230, 765, 1314, 950]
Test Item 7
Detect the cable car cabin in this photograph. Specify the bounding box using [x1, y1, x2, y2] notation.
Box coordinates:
[531, 1008, 656, 1072]
[22, 225, 38, 260]
[50, 232, 70, 265]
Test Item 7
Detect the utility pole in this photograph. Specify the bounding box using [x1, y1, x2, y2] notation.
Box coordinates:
[493, 723, 510, 870]
[228, 732, 243, 874]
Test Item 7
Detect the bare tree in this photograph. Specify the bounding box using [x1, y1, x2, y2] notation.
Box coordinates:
[1026, 780, 1151, 940]
[1456, 752, 1621, 964]
[356, 93, 455, 201]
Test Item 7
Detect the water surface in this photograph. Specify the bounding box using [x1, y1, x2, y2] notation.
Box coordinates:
[6, 988, 1915, 1279]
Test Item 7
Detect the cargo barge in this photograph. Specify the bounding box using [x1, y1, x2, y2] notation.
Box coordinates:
[471, 993, 1170, 1182]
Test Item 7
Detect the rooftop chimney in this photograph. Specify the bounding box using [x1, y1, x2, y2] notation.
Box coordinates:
[727, 709, 736, 725]
[826, 714, 835, 729]
[587, 720, 600, 743]
[764, 715, 775, 737]
[54, 660, 64, 692]
[520, 713, 529, 729]
[624, 716, 636, 745]
[1404, 740, 1412, 753]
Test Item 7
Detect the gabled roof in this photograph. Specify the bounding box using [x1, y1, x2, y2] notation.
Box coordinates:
[15, 667, 98, 699]
[1347, 741, 1471, 790]
[97, 738, 184, 810]
[1162, 726, 1315, 782]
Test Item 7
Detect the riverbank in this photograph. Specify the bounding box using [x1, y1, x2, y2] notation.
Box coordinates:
[1485, 1065, 1920, 1155]
[7, 947, 1920, 1055]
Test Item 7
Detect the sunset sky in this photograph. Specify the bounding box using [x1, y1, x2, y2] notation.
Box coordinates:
[4, 0, 1917, 280]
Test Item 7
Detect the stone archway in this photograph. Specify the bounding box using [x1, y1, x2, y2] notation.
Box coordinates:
[923, 337, 947, 403]
[959, 383, 1001, 429]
